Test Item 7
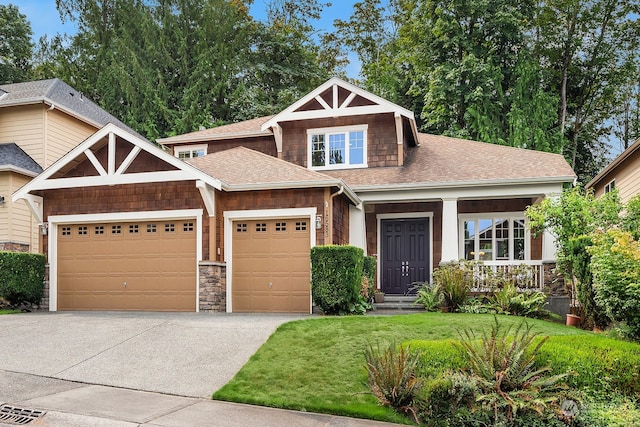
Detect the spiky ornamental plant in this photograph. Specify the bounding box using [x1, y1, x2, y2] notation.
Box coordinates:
[364, 341, 421, 421]
[456, 317, 569, 424]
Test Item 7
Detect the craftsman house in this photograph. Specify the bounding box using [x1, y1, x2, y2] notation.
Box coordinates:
[14, 78, 575, 313]
[0, 79, 140, 253]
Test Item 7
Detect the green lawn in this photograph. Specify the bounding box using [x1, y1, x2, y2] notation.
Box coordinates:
[0, 309, 20, 315]
[213, 313, 592, 423]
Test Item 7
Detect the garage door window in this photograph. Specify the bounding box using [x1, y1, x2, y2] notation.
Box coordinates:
[129, 225, 139, 233]
[78, 226, 88, 235]
[112, 225, 121, 234]
[295, 221, 307, 231]
[275, 222, 287, 232]
[95, 226, 104, 235]
[165, 223, 175, 232]
[183, 222, 194, 232]
[256, 223, 267, 232]
[236, 223, 247, 233]
[147, 224, 156, 233]
[62, 227, 71, 236]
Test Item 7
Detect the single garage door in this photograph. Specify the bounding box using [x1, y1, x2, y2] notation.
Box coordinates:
[57, 220, 197, 311]
[232, 218, 311, 313]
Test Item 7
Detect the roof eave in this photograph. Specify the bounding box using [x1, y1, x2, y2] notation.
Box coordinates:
[586, 137, 640, 189]
[0, 165, 40, 177]
[158, 130, 273, 145]
[222, 179, 361, 206]
[351, 176, 576, 193]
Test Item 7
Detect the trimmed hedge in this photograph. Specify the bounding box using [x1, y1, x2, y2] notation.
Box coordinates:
[409, 334, 640, 397]
[0, 252, 46, 306]
[311, 245, 363, 314]
[363, 256, 376, 283]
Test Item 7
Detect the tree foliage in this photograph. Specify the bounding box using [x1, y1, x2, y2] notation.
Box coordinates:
[0, 4, 34, 83]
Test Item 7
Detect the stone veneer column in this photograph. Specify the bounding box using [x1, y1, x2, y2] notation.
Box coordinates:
[199, 261, 227, 312]
[40, 264, 50, 310]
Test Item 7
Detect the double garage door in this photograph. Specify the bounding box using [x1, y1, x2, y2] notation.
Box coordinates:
[232, 218, 311, 313]
[56, 217, 311, 313]
[57, 220, 197, 311]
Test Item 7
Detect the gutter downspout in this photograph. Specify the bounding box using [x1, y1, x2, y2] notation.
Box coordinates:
[326, 185, 345, 245]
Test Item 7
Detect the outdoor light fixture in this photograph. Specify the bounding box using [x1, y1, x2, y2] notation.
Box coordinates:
[315, 214, 323, 230]
[0, 196, 5, 205]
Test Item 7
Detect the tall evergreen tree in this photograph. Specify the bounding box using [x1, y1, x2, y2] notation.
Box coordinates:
[0, 4, 34, 83]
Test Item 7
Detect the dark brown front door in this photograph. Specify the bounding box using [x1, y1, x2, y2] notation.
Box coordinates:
[381, 218, 430, 294]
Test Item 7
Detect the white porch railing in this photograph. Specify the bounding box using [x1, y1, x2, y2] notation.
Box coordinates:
[471, 261, 544, 293]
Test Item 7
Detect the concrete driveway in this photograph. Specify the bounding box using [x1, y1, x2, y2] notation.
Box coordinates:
[0, 311, 304, 398]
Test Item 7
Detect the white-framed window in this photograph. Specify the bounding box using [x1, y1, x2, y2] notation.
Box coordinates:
[307, 125, 367, 170]
[604, 179, 616, 193]
[175, 144, 207, 159]
[459, 213, 529, 261]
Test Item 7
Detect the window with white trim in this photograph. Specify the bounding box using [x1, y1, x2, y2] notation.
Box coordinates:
[307, 125, 367, 170]
[175, 144, 207, 159]
[604, 179, 616, 193]
[460, 214, 528, 261]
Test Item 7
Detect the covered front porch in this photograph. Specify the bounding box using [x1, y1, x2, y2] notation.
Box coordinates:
[348, 185, 560, 296]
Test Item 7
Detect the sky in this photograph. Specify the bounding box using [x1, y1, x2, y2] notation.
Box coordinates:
[3, 0, 362, 78]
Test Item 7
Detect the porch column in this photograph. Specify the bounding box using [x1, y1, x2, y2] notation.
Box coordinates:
[349, 205, 366, 251]
[441, 198, 459, 262]
[541, 192, 559, 262]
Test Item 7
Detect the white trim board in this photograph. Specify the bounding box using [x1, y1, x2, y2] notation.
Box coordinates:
[223, 207, 317, 314]
[375, 212, 434, 292]
[48, 209, 203, 312]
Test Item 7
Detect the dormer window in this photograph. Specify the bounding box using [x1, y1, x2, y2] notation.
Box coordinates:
[175, 144, 207, 159]
[307, 125, 367, 170]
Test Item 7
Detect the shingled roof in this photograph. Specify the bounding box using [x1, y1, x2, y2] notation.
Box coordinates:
[0, 79, 143, 139]
[0, 143, 43, 176]
[158, 116, 274, 145]
[324, 133, 576, 190]
[187, 146, 360, 204]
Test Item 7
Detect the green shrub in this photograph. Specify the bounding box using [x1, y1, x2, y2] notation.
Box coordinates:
[433, 261, 475, 312]
[0, 252, 46, 307]
[456, 317, 568, 423]
[588, 230, 640, 340]
[536, 335, 640, 397]
[364, 341, 422, 420]
[310, 245, 363, 315]
[363, 255, 376, 283]
[413, 282, 444, 311]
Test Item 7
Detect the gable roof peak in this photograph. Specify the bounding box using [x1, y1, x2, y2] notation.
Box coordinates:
[261, 78, 418, 138]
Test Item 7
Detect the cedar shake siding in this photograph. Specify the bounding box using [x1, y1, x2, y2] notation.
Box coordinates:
[280, 113, 399, 168]
[332, 195, 350, 245]
[41, 181, 210, 259]
[202, 136, 277, 157]
[215, 188, 327, 262]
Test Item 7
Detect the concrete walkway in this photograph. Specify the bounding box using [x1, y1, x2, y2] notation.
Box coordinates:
[0, 370, 402, 426]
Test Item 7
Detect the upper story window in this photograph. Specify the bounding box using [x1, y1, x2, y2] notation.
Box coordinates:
[604, 179, 616, 193]
[459, 214, 529, 262]
[307, 125, 367, 170]
[175, 144, 207, 159]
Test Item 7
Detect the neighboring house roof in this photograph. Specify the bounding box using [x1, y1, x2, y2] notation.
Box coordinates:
[0, 143, 43, 177]
[158, 116, 275, 145]
[0, 79, 144, 139]
[187, 146, 360, 205]
[325, 133, 576, 191]
[586, 137, 640, 190]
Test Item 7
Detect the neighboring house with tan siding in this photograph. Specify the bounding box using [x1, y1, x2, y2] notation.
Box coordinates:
[0, 79, 142, 252]
[15, 78, 576, 313]
[587, 137, 640, 203]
